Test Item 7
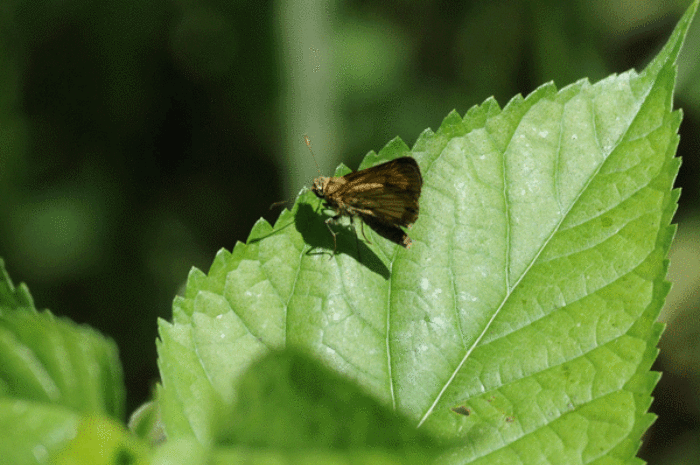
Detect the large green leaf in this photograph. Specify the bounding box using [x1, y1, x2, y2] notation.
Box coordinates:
[157, 1, 696, 462]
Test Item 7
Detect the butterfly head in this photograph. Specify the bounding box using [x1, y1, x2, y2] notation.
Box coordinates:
[312, 176, 329, 198]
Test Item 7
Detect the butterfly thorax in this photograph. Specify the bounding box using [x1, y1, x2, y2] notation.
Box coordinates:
[313, 176, 351, 212]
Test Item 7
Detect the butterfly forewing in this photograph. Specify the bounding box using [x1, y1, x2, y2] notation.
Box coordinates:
[343, 158, 421, 225]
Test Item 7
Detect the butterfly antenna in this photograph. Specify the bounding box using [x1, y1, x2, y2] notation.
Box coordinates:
[269, 200, 288, 210]
[303, 134, 322, 176]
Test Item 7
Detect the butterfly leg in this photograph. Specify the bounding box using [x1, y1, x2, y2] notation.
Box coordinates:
[325, 216, 339, 258]
[358, 219, 372, 245]
[348, 216, 364, 262]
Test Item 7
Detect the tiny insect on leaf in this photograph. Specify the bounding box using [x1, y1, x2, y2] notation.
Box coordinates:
[451, 405, 471, 416]
[311, 156, 423, 253]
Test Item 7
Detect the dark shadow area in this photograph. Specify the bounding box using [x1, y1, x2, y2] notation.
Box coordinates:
[293, 203, 390, 279]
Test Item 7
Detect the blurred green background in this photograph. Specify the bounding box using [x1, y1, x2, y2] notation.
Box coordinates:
[1, 0, 698, 462]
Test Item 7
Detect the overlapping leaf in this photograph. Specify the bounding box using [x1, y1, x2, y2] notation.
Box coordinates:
[0, 259, 126, 464]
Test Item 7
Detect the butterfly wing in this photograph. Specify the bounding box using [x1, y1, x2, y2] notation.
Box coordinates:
[337, 157, 422, 227]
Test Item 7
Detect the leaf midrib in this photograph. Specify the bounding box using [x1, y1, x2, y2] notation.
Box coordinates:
[414, 73, 656, 428]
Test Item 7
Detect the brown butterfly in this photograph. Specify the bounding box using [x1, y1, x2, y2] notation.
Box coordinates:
[312, 156, 423, 252]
